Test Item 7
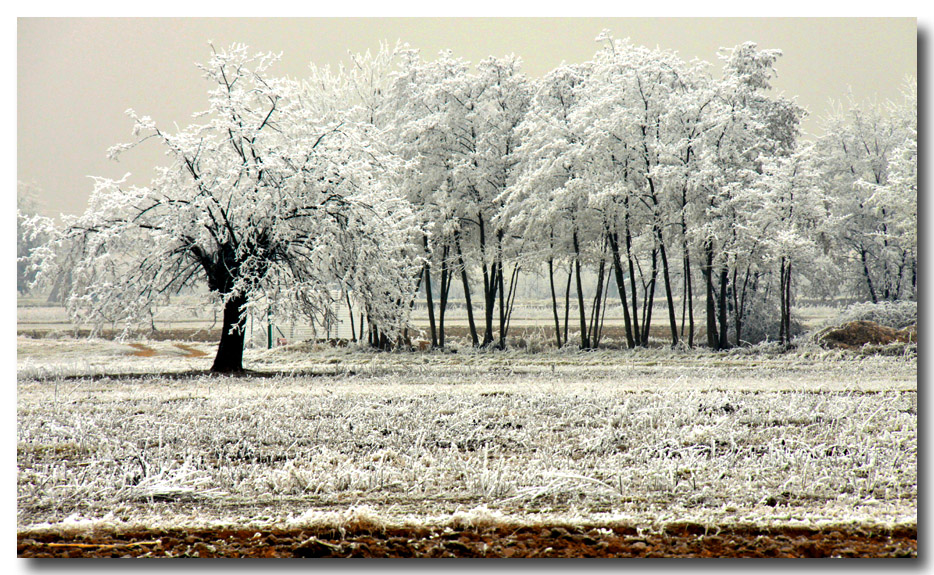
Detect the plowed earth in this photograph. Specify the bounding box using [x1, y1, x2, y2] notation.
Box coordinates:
[18, 523, 916, 558]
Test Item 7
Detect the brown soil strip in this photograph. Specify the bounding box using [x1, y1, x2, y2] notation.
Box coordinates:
[17, 524, 916, 558]
[18, 328, 222, 343]
[175, 344, 208, 358]
[127, 343, 156, 357]
[126, 343, 206, 358]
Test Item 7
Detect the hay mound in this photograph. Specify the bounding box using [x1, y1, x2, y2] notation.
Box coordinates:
[816, 320, 916, 350]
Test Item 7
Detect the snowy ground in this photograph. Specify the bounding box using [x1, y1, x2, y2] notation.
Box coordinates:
[17, 338, 916, 535]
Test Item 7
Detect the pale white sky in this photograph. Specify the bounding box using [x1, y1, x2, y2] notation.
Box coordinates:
[17, 17, 917, 216]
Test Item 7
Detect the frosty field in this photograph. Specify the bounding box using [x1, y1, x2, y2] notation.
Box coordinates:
[17, 337, 917, 545]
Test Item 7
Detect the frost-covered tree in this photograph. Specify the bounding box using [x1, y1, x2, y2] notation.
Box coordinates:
[692, 42, 804, 349]
[504, 63, 593, 348]
[510, 35, 723, 350]
[387, 50, 531, 349]
[23, 44, 419, 372]
[301, 41, 424, 347]
[815, 78, 917, 303]
[16, 181, 47, 295]
[744, 144, 830, 344]
[581, 35, 713, 348]
[384, 49, 472, 348]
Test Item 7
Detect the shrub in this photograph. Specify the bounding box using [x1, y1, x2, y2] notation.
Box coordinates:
[826, 301, 917, 330]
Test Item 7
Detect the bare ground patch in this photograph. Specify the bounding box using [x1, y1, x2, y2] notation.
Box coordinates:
[17, 523, 916, 558]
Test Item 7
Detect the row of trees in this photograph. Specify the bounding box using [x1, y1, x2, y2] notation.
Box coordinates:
[20, 37, 917, 371]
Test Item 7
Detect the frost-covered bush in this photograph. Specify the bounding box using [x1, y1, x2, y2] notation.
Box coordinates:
[738, 297, 804, 345]
[827, 301, 917, 330]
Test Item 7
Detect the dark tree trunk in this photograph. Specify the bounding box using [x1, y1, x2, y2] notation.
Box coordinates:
[211, 294, 247, 373]
[732, 266, 751, 347]
[680, 185, 694, 348]
[683, 250, 695, 348]
[640, 248, 658, 346]
[703, 240, 719, 349]
[575, 256, 589, 349]
[438, 246, 451, 349]
[482, 259, 497, 347]
[379, 330, 389, 351]
[478, 213, 497, 348]
[345, 292, 356, 342]
[592, 260, 610, 348]
[608, 232, 635, 349]
[656, 230, 678, 348]
[860, 247, 878, 304]
[454, 236, 479, 347]
[785, 262, 792, 343]
[625, 220, 641, 346]
[549, 258, 563, 348]
[423, 262, 438, 349]
[497, 263, 506, 349]
[500, 264, 520, 349]
[717, 265, 730, 350]
[588, 257, 606, 349]
[779, 259, 793, 346]
[572, 232, 590, 350]
[563, 263, 572, 346]
[779, 259, 787, 345]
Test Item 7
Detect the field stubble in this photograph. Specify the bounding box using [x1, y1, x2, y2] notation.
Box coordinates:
[16, 338, 916, 557]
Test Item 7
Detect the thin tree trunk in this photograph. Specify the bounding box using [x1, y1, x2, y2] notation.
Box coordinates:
[549, 258, 562, 348]
[438, 245, 451, 349]
[860, 247, 878, 304]
[732, 266, 751, 346]
[786, 261, 792, 343]
[454, 236, 479, 347]
[779, 259, 787, 345]
[497, 262, 506, 349]
[681, 268, 687, 340]
[501, 263, 520, 348]
[780, 260, 793, 346]
[778, 257, 787, 345]
[345, 291, 356, 342]
[563, 263, 572, 346]
[482, 259, 498, 347]
[684, 250, 695, 348]
[423, 262, 437, 349]
[573, 231, 589, 349]
[703, 239, 719, 349]
[594, 263, 611, 348]
[733, 266, 759, 345]
[680, 185, 694, 348]
[589, 257, 606, 348]
[625, 218, 641, 346]
[608, 232, 635, 349]
[656, 230, 678, 348]
[641, 248, 658, 346]
[478, 213, 497, 347]
[717, 264, 729, 350]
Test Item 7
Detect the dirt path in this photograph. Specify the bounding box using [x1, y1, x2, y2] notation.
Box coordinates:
[17, 523, 916, 558]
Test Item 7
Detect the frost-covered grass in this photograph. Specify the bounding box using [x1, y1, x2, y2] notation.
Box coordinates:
[822, 300, 918, 330]
[17, 340, 916, 534]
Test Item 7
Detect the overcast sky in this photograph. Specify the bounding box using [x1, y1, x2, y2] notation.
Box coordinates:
[17, 17, 917, 216]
